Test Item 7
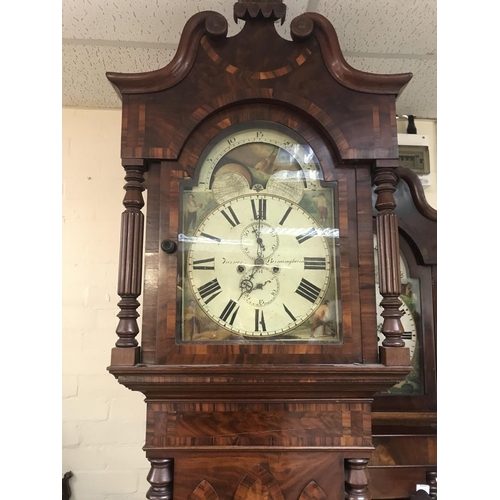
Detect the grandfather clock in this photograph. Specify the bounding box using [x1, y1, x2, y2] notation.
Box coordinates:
[106, 1, 416, 498]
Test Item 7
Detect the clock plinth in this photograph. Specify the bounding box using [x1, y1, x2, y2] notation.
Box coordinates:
[379, 346, 410, 366]
[110, 346, 140, 366]
[105, 1, 425, 498]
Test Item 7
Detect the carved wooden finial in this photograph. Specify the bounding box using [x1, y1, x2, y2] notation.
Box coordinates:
[206, 13, 228, 41]
[290, 15, 314, 41]
[234, 0, 287, 25]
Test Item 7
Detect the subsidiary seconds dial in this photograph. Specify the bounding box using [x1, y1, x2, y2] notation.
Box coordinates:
[187, 194, 331, 337]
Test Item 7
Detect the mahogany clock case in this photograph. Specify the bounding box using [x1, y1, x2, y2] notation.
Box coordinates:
[104, 3, 430, 499]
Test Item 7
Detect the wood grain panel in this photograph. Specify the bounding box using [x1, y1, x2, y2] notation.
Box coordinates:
[141, 163, 161, 364]
[369, 436, 437, 466]
[298, 482, 327, 500]
[145, 401, 372, 449]
[189, 480, 220, 500]
[156, 166, 183, 362]
[368, 467, 429, 499]
[356, 166, 378, 364]
[167, 451, 347, 500]
[233, 464, 284, 500]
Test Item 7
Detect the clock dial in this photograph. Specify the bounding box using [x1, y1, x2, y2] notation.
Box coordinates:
[187, 194, 331, 337]
[240, 220, 278, 261]
[180, 122, 341, 343]
[196, 125, 321, 203]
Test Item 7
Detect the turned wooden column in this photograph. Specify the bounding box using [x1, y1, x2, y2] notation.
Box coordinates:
[373, 160, 409, 366]
[146, 459, 173, 500]
[111, 159, 146, 366]
[345, 458, 371, 500]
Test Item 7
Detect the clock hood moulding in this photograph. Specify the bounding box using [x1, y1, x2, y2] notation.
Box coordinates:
[109, 364, 413, 400]
[105, 12, 412, 97]
[106, 7, 412, 163]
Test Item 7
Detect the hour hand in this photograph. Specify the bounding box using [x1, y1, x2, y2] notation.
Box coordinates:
[254, 279, 272, 290]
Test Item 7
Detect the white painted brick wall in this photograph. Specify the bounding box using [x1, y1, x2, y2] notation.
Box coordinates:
[62, 108, 149, 499]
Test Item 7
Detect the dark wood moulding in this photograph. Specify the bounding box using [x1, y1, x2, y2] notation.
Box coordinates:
[107, 11, 411, 98]
[108, 364, 411, 400]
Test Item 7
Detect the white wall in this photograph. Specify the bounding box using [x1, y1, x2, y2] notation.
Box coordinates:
[62, 108, 149, 500]
[62, 108, 437, 499]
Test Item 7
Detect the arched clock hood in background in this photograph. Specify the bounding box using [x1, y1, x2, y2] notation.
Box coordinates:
[104, 1, 436, 499]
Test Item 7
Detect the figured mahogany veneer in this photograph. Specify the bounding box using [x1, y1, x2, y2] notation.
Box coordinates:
[189, 481, 220, 500]
[145, 400, 372, 450]
[107, 14, 408, 162]
[169, 452, 349, 500]
[298, 482, 327, 500]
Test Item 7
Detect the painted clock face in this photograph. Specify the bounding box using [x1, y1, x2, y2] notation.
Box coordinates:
[187, 193, 331, 337]
[179, 123, 341, 342]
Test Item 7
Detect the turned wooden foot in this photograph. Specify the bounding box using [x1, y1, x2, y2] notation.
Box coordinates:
[146, 458, 173, 500]
[345, 458, 371, 500]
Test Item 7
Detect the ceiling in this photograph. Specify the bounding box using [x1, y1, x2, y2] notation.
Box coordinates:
[62, 0, 437, 119]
